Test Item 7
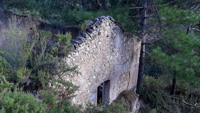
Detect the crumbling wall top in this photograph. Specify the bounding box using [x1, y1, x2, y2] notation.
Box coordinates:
[70, 16, 140, 51]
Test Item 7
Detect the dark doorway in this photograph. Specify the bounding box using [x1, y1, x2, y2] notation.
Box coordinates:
[97, 80, 110, 106]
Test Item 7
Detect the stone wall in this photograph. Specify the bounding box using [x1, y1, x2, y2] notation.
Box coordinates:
[0, 9, 40, 47]
[64, 16, 141, 107]
[0, 10, 80, 47]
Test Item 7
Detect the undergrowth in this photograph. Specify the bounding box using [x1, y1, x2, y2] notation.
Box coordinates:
[140, 76, 200, 113]
[0, 17, 79, 112]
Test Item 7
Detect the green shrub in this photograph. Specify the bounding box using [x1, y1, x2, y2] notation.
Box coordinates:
[102, 100, 128, 113]
[0, 17, 75, 90]
[79, 20, 89, 31]
[0, 75, 14, 91]
[84, 99, 128, 113]
[0, 17, 80, 113]
[0, 17, 32, 83]
[40, 89, 81, 113]
[0, 89, 46, 113]
[56, 32, 72, 45]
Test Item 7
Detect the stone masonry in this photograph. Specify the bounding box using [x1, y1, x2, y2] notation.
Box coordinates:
[64, 16, 141, 107]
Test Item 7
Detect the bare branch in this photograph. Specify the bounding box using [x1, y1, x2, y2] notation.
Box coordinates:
[145, 51, 151, 58]
[191, 28, 200, 32]
[163, 95, 200, 108]
[130, 7, 143, 9]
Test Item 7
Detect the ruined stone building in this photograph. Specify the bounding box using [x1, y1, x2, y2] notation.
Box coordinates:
[64, 16, 141, 108]
[0, 10, 141, 111]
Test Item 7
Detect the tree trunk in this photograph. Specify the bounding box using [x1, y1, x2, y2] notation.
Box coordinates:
[94, 0, 100, 10]
[102, 0, 107, 10]
[82, 0, 86, 10]
[0, 0, 2, 7]
[136, 0, 147, 94]
[170, 72, 176, 95]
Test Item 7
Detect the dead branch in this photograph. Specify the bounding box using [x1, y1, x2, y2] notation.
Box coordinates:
[130, 7, 143, 9]
[191, 28, 200, 32]
[145, 51, 151, 58]
[187, 22, 200, 34]
[163, 95, 200, 108]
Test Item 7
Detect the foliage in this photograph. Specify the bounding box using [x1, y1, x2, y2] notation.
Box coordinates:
[2, 1, 136, 32]
[0, 89, 46, 113]
[151, 29, 200, 76]
[0, 82, 80, 113]
[39, 88, 81, 113]
[154, 0, 194, 4]
[0, 75, 14, 91]
[63, 6, 135, 32]
[0, 18, 80, 113]
[56, 32, 72, 45]
[0, 17, 33, 83]
[142, 2, 200, 112]
[101, 99, 128, 113]
[1, 18, 75, 87]
[149, 27, 200, 97]
[79, 20, 89, 31]
[159, 6, 200, 24]
[140, 76, 200, 113]
[84, 99, 128, 113]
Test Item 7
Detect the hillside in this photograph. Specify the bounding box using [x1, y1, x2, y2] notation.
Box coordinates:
[1, 0, 200, 113]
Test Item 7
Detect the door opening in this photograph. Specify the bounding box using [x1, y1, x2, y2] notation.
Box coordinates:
[97, 80, 110, 106]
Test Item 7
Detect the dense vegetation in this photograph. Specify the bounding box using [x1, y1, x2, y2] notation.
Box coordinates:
[2, 0, 135, 32]
[143, 0, 200, 112]
[1, 0, 200, 113]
